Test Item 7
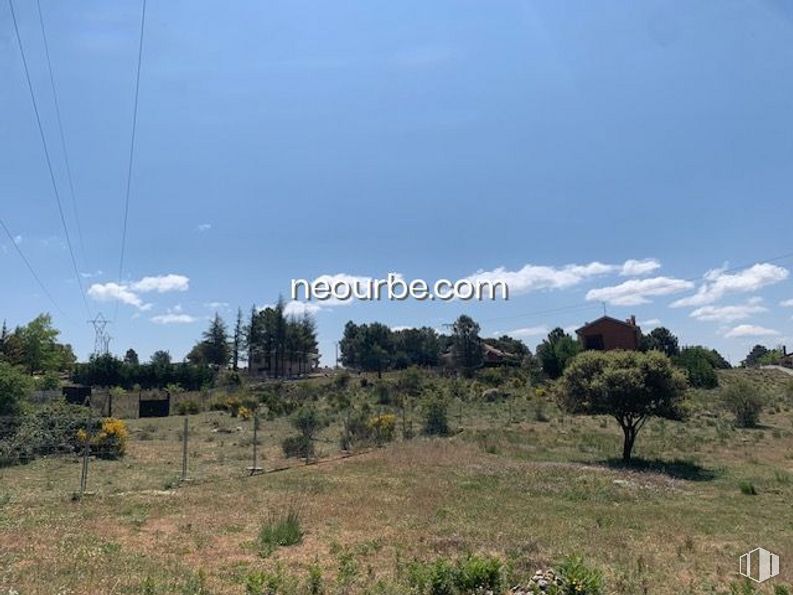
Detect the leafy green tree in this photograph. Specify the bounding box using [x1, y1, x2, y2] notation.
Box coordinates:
[150, 350, 172, 366]
[17, 314, 61, 374]
[0, 361, 32, 417]
[640, 326, 680, 357]
[560, 350, 688, 462]
[124, 348, 139, 365]
[722, 378, 764, 428]
[339, 321, 393, 377]
[536, 328, 581, 379]
[451, 315, 483, 377]
[674, 346, 719, 389]
[742, 345, 770, 367]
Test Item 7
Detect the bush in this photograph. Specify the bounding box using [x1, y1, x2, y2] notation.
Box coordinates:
[91, 417, 129, 459]
[674, 347, 718, 389]
[739, 481, 758, 495]
[373, 380, 392, 405]
[1, 402, 99, 466]
[556, 556, 605, 595]
[368, 413, 396, 445]
[0, 362, 32, 424]
[34, 371, 61, 391]
[175, 399, 201, 415]
[423, 396, 450, 436]
[407, 554, 503, 595]
[282, 435, 313, 459]
[258, 509, 303, 556]
[723, 379, 764, 428]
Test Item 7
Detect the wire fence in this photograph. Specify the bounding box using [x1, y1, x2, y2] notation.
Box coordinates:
[0, 408, 386, 501]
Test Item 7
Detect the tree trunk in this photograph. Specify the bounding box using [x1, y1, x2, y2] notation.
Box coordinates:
[621, 423, 636, 463]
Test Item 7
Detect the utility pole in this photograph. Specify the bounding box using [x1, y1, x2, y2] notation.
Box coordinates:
[88, 313, 111, 356]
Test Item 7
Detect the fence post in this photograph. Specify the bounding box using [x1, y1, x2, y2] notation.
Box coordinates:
[79, 441, 89, 498]
[248, 413, 263, 475]
[180, 416, 189, 482]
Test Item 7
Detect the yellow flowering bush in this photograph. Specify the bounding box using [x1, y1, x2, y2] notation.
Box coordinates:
[368, 413, 396, 445]
[238, 406, 253, 421]
[94, 418, 129, 459]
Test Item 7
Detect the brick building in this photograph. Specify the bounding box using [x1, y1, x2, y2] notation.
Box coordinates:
[576, 315, 642, 351]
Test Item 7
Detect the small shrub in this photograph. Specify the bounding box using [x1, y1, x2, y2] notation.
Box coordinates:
[238, 406, 253, 421]
[259, 509, 303, 556]
[306, 563, 324, 595]
[282, 435, 313, 459]
[739, 481, 758, 496]
[226, 396, 242, 417]
[175, 400, 201, 415]
[373, 380, 392, 405]
[423, 397, 450, 436]
[368, 413, 396, 445]
[556, 555, 605, 595]
[34, 371, 61, 391]
[723, 379, 764, 428]
[455, 554, 503, 593]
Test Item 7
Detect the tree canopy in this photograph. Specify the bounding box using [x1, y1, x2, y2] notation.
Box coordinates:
[536, 328, 580, 379]
[640, 326, 680, 357]
[560, 350, 688, 462]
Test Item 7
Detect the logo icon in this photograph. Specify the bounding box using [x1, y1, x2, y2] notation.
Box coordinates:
[739, 548, 780, 583]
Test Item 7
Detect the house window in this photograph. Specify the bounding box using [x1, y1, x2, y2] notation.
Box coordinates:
[584, 334, 604, 350]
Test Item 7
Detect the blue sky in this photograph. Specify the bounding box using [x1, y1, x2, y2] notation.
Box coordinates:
[2, 0, 793, 366]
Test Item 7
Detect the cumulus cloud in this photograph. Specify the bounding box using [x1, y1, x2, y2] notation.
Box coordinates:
[724, 324, 780, 338]
[620, 258, 661, 276]
[502, 325, 549, 339]
[671, 263, 789, 308]
[196, 223, 212, 232]
[87, 282, 152, 311]
[151, 312, 197, 325]
[130, 274, 189, 293]
[781, 299, 793, 307]
[586, 277, 694, 306]
[689, 297, 767, 322]
[88, 274, 190, 310]
[463, 262, 616, 296]
[204, 301, 229, 310]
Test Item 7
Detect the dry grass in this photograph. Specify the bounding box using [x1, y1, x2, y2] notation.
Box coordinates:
[1, 370, 792, 593]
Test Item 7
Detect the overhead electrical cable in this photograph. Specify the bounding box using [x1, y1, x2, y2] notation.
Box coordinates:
[114, 0, 147, 322]
[8, 0, 91, 318]
[34, 0, 88, 267]
[0, 217, 68, 319]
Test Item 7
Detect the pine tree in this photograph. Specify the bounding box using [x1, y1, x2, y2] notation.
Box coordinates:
[232, 307, 243, 371]
[202, 313, 230, 367]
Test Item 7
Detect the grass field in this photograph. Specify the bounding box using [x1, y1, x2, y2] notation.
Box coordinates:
[1, 369, 793, 594]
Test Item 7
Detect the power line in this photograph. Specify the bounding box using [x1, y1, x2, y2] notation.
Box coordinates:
[35, 0, 87, 266]
[114, 0, 147, 321]
[0, 217, 67, 319]
[8, 0, 90, 318]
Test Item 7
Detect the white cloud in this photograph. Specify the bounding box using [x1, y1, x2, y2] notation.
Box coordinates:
[671, 263, 789, 308]
[87, 282, 152, 311]
[463, 262, 616, 296]
[390, 325, 413, 332]
[13, 235, 22, 245]
[196, 223, 212, 232]
[503, 325, 549, 339]
[724, 324, 780, 338]
[88, 273, 189, 311]
[586, 276, 694, 306]
[151, 312, 197, 325]
[620, 258, 661, 276]
[690, 298, 767, 322]
[282, 300, 323, 317]
[80, 270, 103, 279]
[205, 301, 229, 309]
[780, 299, 793, 307]
[130, 274, 190, 293]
